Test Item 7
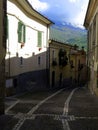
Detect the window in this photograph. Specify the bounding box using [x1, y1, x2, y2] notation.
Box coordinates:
[78, 59, 80, 70]
[78, 59, 80, 67]
[38, 56, 41, 65]
[18, 21, 26, 43]
[20, 57, 23, 65]
[37, 31, 42, 47]
[52, 50, 54, 60]
[59, 49, 68, 66]
[52, 50, 57, 66]
[70, 60, 74, 68]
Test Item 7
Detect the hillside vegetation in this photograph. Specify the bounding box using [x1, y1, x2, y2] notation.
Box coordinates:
[50, 24, 87, 50]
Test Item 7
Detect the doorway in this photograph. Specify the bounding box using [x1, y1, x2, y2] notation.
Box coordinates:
[52, 71, 55, 87]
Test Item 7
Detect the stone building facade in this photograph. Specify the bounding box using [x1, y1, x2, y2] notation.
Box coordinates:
[84, 0, 98, 95]
[0, 0, 6, 114]
[49, 40, 87, 88]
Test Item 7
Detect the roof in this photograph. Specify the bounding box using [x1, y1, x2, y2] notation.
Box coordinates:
[49, 39, 86, 55]
[49, 39, 73, 48]
[84, 0, 98, 29]
[8, 0, 54, 25]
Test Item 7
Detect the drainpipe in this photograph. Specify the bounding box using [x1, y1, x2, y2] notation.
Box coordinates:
[8, 23, 10, 77]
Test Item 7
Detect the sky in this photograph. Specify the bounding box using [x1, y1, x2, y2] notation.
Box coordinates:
[28, 0, 89, 28]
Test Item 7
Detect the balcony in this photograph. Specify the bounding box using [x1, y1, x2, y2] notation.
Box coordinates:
[59, 49, 68, 67]
[52, 58, 57, 66]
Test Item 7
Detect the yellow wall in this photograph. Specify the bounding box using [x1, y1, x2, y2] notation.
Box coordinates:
[49, 40, 87, 88]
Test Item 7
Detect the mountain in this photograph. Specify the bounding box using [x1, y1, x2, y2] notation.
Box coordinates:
[49, 21, 87, 50]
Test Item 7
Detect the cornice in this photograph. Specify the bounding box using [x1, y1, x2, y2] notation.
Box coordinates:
[84, 0, 98, 28]
[8, 0, 54, 25]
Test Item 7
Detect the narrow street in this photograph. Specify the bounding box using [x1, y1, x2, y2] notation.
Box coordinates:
[1, 86, 98, 130]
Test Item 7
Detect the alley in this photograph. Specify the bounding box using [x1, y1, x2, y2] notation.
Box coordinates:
[1, 87, 98, 130]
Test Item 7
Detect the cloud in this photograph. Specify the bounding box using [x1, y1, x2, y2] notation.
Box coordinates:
[63, 0, 89, 28]
[28, 0, 49, 12]
[69, 0, 78, 3]
[28, 0, 89, 28]
[72, 3, 88, 28]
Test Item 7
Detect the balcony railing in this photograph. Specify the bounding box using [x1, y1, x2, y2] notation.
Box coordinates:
[59, 49, 68, 67]
[52, 58, 57, 66]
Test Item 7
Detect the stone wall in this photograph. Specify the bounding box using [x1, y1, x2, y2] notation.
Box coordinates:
[0, 0, 6, 114]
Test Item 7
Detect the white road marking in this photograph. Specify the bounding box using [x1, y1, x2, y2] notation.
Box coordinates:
[13, 113, 98, 120]
[54, 115, 75, 121]
[6, 86, 98, 130]
[28, 88, 65, 115]
[62, 88, 78, 130]
[5, 100, 19, 113]
[62, 119, 70, 130]
[75, 116, 98, 119]
[13, 119, 25, 130]
[63, 88, 78, 115]
[12, 88, 65, 130]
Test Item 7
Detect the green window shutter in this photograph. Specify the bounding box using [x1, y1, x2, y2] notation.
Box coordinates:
[23, 25, 26, 43]
[38, 31, 42, 47]
[18, 21, 26, 43]
[18, 21, 22, 43]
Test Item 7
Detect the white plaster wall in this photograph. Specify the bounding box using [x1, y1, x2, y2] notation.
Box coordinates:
[6, 1, 49, 76]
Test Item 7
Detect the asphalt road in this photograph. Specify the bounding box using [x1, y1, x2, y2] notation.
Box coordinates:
[1, 86, 98, 130]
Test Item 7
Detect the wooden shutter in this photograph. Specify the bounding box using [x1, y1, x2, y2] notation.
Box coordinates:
[18, 21, 26, 43]
[38, 31, 42, 47]
[23, 25, 26, 43]
[18, 21, 22, 42]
